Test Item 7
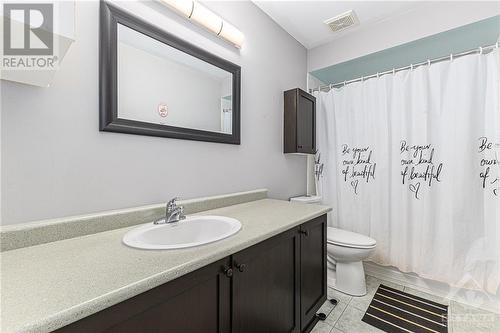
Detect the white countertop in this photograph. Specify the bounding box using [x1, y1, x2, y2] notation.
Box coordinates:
[0, 199, 331, 333]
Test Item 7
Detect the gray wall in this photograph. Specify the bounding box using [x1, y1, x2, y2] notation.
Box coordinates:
[1, 0, 308, 225]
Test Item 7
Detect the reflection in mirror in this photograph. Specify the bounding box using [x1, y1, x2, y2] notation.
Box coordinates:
[117, 23, 233, 134]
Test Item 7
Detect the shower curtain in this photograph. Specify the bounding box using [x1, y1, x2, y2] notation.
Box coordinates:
[314, 49, 500, 294]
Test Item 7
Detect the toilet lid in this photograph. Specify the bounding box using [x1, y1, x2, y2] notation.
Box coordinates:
[327, 227, 376, 248]
[289, 195, 322, 204]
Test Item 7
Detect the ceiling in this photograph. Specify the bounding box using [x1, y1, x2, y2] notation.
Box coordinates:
[253, 1, 427, 49]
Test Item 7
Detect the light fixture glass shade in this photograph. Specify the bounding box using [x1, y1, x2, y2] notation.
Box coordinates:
[158, 0, 244, 48]
[190, 2, 223, 35]
[159, 0, 193, 17]
[219, 20, 244, 48]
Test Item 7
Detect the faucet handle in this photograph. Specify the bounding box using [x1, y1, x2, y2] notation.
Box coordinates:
[167, 197, 179, 208]
[168, 197, 179, 203]
[165, 197, 180, 215]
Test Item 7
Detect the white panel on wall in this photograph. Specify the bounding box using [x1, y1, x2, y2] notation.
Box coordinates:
[0, 0, 308, 225]
[0, 1, 76, 87]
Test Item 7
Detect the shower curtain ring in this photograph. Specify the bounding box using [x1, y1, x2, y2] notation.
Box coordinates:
[479, 46, 483, 54]
[496, 42, 499, 49]
[392, 68, 395, 75]
[410, 64, 414, 71]
[450, 53, 453, 61]
[376, 72, 379, 78]
[427, 59, 431, 66]
[343, 81, 346, 87]
[329, 84, 332, 90]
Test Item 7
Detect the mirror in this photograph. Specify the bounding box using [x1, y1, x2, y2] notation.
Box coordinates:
[100, 2, 241, 144]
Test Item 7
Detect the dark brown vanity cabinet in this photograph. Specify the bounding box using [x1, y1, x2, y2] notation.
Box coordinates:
[284, 88, 316, 154]
[232, 227, 301, 333]
[56, 215, 327, 333]
[299, 216, 328, 332]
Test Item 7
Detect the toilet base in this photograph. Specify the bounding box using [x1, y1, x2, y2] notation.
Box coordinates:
[327, 261, 367, 297]
[327, 270, 337, 289]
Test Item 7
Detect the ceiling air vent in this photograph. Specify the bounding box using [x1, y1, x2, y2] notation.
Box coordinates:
[324, 10, 359, 33]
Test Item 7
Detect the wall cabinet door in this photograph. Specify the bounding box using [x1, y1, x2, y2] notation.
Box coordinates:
[55, 257, 232, 333]
[299, 215, 327, 332]
[296, 90, 316, 154]
[232, 227, 301, 333]
[284, 88, 316, 154]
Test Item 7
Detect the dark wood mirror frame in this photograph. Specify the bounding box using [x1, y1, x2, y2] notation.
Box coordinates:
[99, 1, 241, 144]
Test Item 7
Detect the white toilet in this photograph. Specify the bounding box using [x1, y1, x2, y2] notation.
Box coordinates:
[327, 227, 376, 296]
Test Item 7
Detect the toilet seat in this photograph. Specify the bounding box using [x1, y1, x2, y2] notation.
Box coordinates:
[327, 227, 376, 249]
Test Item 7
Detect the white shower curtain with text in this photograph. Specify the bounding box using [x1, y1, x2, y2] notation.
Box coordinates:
[314, 49, 500, 294]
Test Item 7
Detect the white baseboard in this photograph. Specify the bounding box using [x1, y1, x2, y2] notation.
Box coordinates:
[363, 261, 500, 315]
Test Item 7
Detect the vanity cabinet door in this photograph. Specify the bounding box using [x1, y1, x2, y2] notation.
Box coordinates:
[299, 215, 327, 332]
[232, 227, 301, 333]
[54, 257, 232, 333]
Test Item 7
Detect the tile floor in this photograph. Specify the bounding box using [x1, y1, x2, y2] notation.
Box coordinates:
[311, 275, 500, 333]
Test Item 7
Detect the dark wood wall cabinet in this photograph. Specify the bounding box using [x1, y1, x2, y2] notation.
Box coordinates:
[284, 88, 316, 154]
[56, 215, 327, 333]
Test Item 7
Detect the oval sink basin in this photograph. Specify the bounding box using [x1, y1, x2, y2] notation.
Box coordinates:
[123, 215, 241, 250]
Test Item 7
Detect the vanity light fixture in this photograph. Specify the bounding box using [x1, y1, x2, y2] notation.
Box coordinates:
[159, 0, 245, 48]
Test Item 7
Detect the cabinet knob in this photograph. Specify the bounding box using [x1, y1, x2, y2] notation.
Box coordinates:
[299, 229, 309, 236]
[235, 263, 246, 272]
[222, 265, 233, 277]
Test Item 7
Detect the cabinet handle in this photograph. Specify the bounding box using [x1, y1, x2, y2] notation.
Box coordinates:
[297, 145, 303, 149]
[299, 229, 309, 236]
[222, 265, 233, 277]
[235, 263, 246, 272]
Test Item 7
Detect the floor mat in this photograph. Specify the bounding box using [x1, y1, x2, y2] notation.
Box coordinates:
[362, 284, 448, 333]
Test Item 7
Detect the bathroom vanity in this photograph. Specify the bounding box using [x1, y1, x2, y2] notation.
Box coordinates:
[56, 214, 326, 333]
[0, 194, 331, 333]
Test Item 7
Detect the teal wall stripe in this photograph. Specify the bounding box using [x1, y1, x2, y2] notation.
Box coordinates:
[311, 15, 500, 84]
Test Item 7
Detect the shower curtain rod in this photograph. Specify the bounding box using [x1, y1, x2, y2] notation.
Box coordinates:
[310, 42, 499, 93]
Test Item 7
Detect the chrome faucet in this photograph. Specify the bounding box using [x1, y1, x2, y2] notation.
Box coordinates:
[154, 197, 186, 224]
